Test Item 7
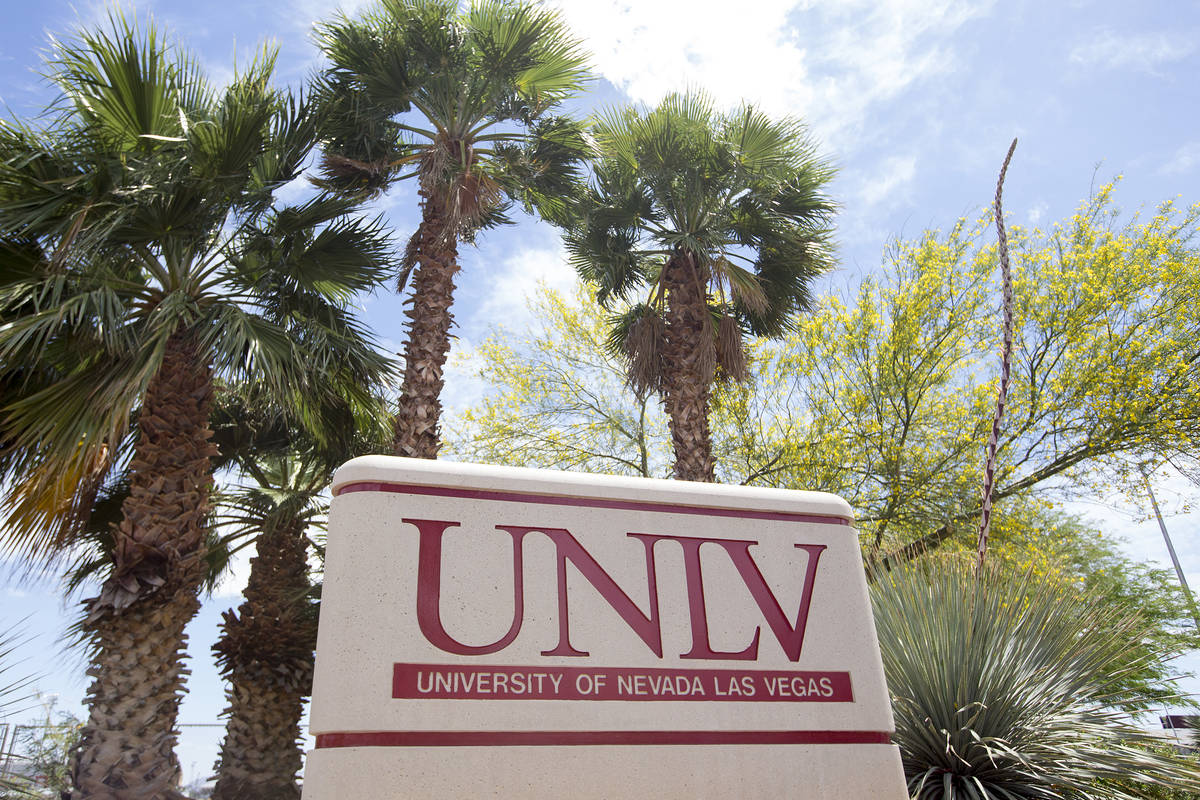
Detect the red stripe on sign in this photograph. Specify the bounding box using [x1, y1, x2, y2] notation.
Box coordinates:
[393, 663, 853, 703]
[334, 482, 850, 526]
[315, 730, 891, 748]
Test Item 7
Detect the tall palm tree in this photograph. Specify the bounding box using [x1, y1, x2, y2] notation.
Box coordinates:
[209, 454, 325, 800]
[0, 17, 392, 799]
[316, 0, 590, 458]
[565, 93, 836, 481]
[207, 388, 390, 800]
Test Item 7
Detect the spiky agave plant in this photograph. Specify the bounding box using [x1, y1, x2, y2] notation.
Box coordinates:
[871, 559, 1200, 799]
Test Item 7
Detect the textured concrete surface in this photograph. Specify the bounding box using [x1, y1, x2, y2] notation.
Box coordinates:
[303, 456, 906, 799]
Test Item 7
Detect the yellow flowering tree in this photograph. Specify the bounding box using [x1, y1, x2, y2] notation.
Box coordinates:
[448, 183, 1200, 565]
[718, 183, 1200, 563]
[444, 284, 672, 477]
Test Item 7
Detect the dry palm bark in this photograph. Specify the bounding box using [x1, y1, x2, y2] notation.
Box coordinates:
[392, 192, 460, 460]
[71, 332, 216, 800]
[662, 252, 716, 483]
[211, 518, 316, 800]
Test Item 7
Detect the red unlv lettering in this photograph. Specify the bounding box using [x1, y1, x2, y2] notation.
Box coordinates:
[405, 518, 826, 662]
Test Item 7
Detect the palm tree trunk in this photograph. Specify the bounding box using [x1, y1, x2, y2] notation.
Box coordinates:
[71, 332, 216, 800]
[392, 193, 460, 459]
[211, 518, 316, 800]
[662, 252, 716, 482]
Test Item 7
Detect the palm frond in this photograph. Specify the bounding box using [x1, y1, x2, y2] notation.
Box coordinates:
[1, 333, 163, 509]
[0, 625, 37, 723]
[266, 90, 318, 178]
[467, 0, 589, 110]
[0, 440, 119, 568]
[739, 238, 833, 336]
[492, 115, 590, 227]
[713, 255, 768, 313]
[714, 311, 749, 384]
[604, 303, 665, 395]
[189, 45, 278, 188]
[384, 0, 461, 76]
[0, 123, 127, 247]
[46, 11, 196, 152]
[724, 104, 814, 177]
[231, 194, 394, 301]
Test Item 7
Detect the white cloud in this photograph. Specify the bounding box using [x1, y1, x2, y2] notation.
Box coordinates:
[285, 0, 377, 35]
[1159, 141, 1200, 176]
[1027, 200, 1048, 224]
[853, 154, 918, 209]
[551, 0, 995, 147]
[1069, 29, 1194, 73]
[552, 0, 807, 113]
[474, 241, 576, 328]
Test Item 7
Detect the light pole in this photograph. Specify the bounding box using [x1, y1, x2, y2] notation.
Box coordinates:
[1141, 464, 1200, 632]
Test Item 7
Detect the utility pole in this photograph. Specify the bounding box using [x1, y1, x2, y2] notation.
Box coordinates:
[1141, 465, 1200, 631]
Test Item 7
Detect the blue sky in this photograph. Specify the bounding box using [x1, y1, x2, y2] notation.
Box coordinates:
[2, 0, 1199, 786]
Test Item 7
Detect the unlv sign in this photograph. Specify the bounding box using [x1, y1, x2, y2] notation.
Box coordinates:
[411, 519, 827, 662]
[303, 457, 905, 799]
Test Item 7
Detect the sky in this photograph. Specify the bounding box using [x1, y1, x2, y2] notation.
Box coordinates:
[1, 0, 1199, 787]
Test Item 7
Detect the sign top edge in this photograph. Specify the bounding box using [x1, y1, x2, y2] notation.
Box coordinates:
[330, 456, 854, 522]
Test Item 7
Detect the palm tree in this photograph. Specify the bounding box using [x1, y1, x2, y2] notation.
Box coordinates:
[565, 93, 836, 481]
[209, 454, 325, 800]
[0, 17, 392, 799]
[207, 389, 390, 800]
[316, 0, 590, 458]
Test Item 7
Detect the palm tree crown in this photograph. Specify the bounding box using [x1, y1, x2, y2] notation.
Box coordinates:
[316, 0, 590, 458]
[566, 92, 836, 481]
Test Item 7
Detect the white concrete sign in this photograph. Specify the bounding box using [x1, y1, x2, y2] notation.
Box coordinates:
[302, 456, 905, 799]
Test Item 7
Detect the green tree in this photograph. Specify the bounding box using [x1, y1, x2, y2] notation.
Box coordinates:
[316, 0, 590, 459]
[711, 183, 1200, 563]
[0, 17, 391, 798]
[4, 697, 82, 800]
[445, 283, 670, 477]
[565, 92, 836, 482]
